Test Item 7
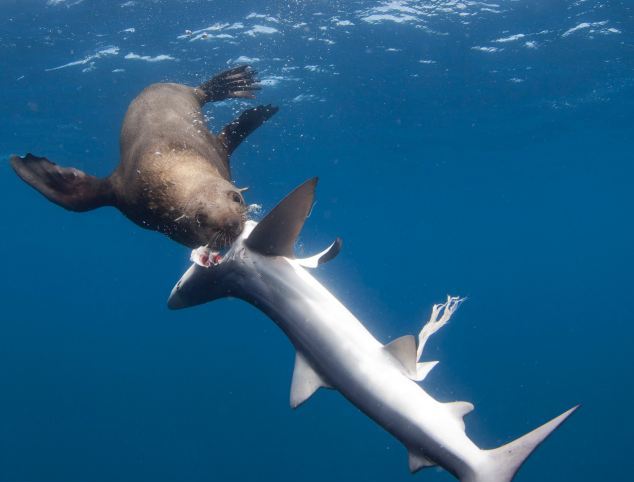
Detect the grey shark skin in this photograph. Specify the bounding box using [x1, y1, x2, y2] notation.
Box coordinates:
[168, 178, 578, 482]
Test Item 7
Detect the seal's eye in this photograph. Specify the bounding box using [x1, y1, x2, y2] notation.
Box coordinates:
[230, 191, 244, 205]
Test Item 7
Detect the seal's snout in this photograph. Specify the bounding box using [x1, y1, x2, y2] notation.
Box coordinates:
[225, 216, 245, 238]
[227, 218, 241, 233]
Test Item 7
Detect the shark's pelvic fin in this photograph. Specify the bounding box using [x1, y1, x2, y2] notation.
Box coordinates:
[384, 335, 418, 378]
[408, 451, 436, 473]
[290, 352, 331, 409]
[445, 401, 475, 431]
[246, 178, 318, 258]
[296, 238, 343, 268]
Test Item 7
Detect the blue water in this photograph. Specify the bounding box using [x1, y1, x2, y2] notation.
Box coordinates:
[1, 1, 633, 481]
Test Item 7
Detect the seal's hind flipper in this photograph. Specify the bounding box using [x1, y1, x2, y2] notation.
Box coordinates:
[10, 153, 114, 212]
[196, 65, 261, 104]
[219, 104, 279, 155]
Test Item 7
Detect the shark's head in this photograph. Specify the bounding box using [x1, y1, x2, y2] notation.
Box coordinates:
[168, 178, 342, 310]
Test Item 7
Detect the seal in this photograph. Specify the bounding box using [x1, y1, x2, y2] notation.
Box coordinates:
[11, 65, 277, 249]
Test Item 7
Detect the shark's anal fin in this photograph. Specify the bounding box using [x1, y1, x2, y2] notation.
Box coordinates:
[296, 238, 343, 268]
[445, 401, 475, 431]
[246, 178, 317, 258]
[408, 451, 436, 473]
[290, 352, 331, 409]
[384, 335, 418, 379]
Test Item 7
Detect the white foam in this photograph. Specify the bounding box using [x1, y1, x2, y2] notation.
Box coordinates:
[178, 23, 230, 39]
[358, 0, 503, 27]
[245, 25, 279, 36]
[361, 14, 417, 24]
[471, 46, 502, 53]
[121, 27, 135, 33]
[190, 33, 235, 41]
[46, 46, 119, 71]
[231, 56, 260, 64]
[125, 52, 175, 62]
[292, 94, 317, 103]
[418, 59, 436, 64]
[246, 13, 280, 23]
[259, 75, 297, 87]
[493, 33, 525, 43]
[524, 41, 538, 49]
[562, 20, 608, 37]
[259, 76, 285, 87]
[47, 0, 83, 5]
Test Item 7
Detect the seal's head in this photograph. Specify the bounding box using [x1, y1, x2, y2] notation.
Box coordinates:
[174, 177, 248, 249]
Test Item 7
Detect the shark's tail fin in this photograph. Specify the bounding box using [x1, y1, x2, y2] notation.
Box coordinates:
[465, 406, 578, 482]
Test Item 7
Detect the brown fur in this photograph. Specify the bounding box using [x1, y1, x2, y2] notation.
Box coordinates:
[11, 66, 276, 249]
[112, 82, 245, 248]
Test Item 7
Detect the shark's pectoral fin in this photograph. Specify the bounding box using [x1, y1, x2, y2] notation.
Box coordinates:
[296, 238, 343, 268]
[445, 401, 475, 431]
[408, 451, 436, 473]
[290, 352, 331, 409]
[384, 335, 418, 379]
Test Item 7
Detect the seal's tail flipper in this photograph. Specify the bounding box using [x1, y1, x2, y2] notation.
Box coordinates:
[196, 65, 261, 104]
[10, 153, 114, 212]
[219, 104, 279, 155]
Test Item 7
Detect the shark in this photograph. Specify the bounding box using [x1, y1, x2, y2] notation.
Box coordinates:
[167, 178, 578, 482]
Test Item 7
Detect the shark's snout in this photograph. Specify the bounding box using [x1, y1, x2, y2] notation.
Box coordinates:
[167, 283, 186, 310]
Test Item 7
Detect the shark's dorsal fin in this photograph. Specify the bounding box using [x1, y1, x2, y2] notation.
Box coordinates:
[408, 451, 436, 473]
[445, 401, 475, 431]
[384, 335, 418, 378]
[296, 238, 343, 268]
[290, 352, 330, 409]
[246, 178, 317, 258]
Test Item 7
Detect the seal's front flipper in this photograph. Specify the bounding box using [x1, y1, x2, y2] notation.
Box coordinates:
[196, 65, 261, 104]
[10, 153, 114, 212]
[219, 104, 279, 155]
